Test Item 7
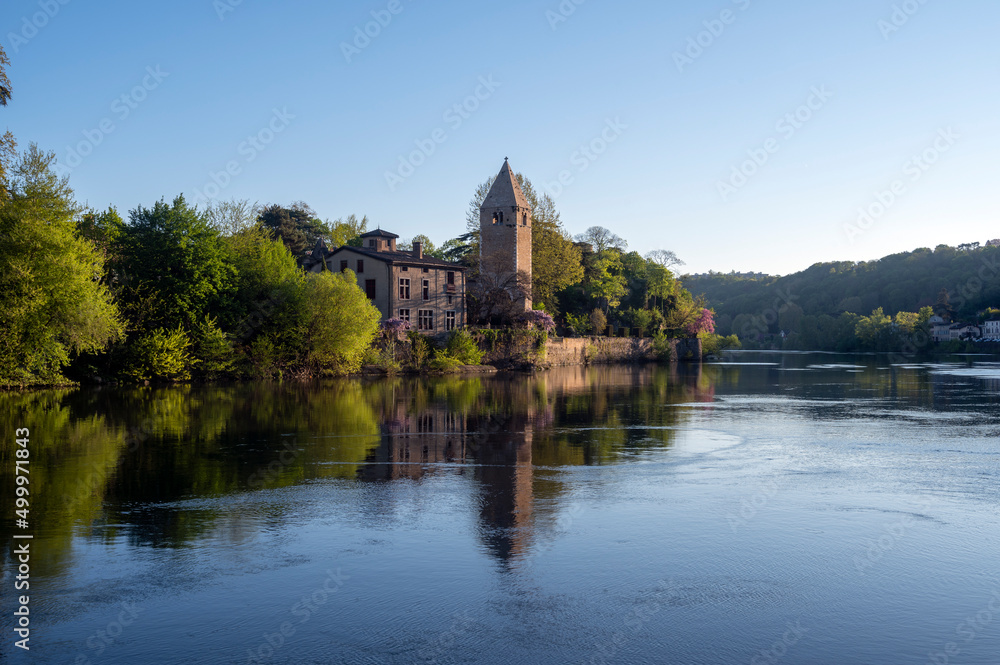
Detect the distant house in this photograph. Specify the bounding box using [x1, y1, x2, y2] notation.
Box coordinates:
[983, 320, 1000, 338]
[948, 323, 981, 341]
[301, 229, 467, 335]
[931, 322, 953, 343]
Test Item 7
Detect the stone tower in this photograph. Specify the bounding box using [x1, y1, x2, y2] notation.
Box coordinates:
[480, 158, 532, 312]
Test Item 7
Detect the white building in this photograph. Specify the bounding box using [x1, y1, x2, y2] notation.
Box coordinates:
[983, 320, 1000, 338]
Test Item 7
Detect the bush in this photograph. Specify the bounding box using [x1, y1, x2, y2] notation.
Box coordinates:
[445, 329, 484, 365]
[305, 271, 381, 374]
[125, 326, 196, 382]
[589, 309, 607, 336]
[652, 332, 673, 361]
[407, 330, 432, 369]
[429, 352, 462, 373]
[193, 315, 234, 379]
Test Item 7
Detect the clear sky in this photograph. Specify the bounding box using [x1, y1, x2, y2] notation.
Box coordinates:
[3, 0, 998, 275]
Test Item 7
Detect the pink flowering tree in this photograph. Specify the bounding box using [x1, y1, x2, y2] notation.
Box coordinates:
[685, 308, 715, 336]
[381, 318, 411, 359]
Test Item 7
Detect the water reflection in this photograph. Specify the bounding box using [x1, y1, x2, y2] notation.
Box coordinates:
[2, 356, 997, 584]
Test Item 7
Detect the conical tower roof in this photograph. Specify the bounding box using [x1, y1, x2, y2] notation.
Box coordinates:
[482, 158, 529, 209]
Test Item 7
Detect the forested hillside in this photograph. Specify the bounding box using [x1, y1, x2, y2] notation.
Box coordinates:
[684, 242, 1000, 346]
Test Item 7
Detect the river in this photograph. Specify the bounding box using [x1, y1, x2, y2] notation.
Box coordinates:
[2, 352, 999, 664]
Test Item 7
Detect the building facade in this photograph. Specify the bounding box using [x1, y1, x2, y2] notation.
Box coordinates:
[480, 158, 533, 312]
[304, 229, 468, 335]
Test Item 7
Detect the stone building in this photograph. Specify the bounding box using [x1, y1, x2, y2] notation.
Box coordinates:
[480, 158, 533, 313]
[303, 229, 468, 335]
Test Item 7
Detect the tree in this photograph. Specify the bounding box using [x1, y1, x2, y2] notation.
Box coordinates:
[575, 226, 627, 253]
[329, 214, 368, 247]
[645, 249, 685, 271]
[855, 308, 894, 351]
[0, 145, 122, 385]
[586, 252, 627, 312]
[205, 198, 259, 237]
[304, 271, 381, 374]
[0, 44, 16, 198]
[112, 195, 235, 333]
[258, 202, 330, 255]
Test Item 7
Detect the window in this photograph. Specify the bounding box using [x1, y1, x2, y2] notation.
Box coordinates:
[357, 260, 364, 273]
[422, 279, 429, 300]
[445, 311, 456, 331]
[398, 309, 410, 322]
[369, 239, 376, 248]
[401, 266, 408, 271]
[522, 213, 528, 226]
[365, 279, 376, 299]
[399, 278, 410, 300]
[446, 271, 456, 293]
[447, 295, 453, 305]
[422, 268, 429, 273]
[418, 310, 434, 331]
[340, 260, 348, 272]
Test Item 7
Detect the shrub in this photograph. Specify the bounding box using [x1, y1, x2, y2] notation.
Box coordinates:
[445, 329, 484, 365]
[589, 309, 607, 336]
[407, 330, 432, 369]
[652, 332, 673, 361]
[193, 315, 234, 379]
[125, 326, 196, 382]
[429, 352, 462, 373]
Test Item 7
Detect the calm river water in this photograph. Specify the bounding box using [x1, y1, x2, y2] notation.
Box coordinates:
[2, 352, 999, 664]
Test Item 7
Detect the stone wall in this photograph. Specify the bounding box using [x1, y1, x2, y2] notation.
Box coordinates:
[543, 337, 702, 366]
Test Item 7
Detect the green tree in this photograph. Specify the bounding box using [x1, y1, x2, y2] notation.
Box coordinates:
[329, 214, 368, 247]
[112, 195, 235, 333]
[586, 252, 627, 312]
[0, 145, 122, 385]
[304, 270, 381, 374]
[258, 202, 330, 255]
[855, 308, 894, 351]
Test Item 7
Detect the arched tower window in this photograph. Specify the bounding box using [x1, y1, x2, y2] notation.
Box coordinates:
[492, 212, 499, 224]
[522, 213, 527, 226]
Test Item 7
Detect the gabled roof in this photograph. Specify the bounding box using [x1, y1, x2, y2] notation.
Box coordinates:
[482, 158, 529, 210]
[329, 245, 467, 270]
[360, 229, 399, 239]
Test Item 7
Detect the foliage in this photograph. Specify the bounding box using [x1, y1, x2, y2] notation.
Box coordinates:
[652, 333, 673, 361]
[258, 202, 329, 256]
[575, 226, 627, 253]
[589, 309, 608, 336]
[445, 329, 484, 365]
[428, 352, 463, 373]
[521, 309, 556, 333]
[685, 309, 715, 336]
[565, 312, 592, 336]
[112, 195, 235, 333]
[192, 315, 235, 380]
[0, 145, 122, 386]
[304, 270, 381, 374]
[700, 333, 741, 356]
[329, 214, 368, 247]
[406, 330, 432, 369]
[125, 326, 196, 382]
[685, 243, 1000, 340]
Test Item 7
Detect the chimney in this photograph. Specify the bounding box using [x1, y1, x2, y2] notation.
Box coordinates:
[413, 241, 423, 259]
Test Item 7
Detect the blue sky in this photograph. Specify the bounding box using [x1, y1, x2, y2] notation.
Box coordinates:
[3, 0, 998, 275]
